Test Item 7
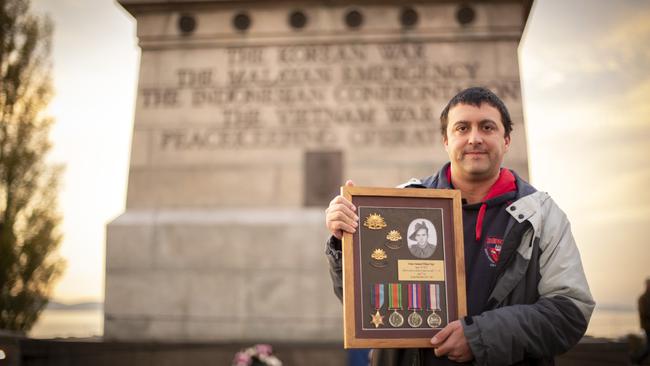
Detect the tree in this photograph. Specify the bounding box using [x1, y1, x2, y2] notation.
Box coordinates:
[0, 0, 64, 332]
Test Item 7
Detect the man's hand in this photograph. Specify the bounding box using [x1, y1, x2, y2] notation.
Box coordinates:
[325, 180, 358, 239]
[430, 320, 473, 363]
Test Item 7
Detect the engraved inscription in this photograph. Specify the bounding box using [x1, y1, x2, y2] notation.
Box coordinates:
[398, 260, 445, 282]
[137, 43, 521, 151]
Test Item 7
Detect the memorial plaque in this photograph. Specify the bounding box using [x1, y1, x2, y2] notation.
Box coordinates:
[341, 186, 466, 348]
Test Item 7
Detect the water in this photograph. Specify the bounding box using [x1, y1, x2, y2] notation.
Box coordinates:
[29, 309, 103, 339]
[28, 308, 643, 340]
[586, 309, 642, 340]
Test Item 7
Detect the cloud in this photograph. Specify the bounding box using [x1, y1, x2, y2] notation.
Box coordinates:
[613, 77, 650, 128]
[600, 7, 650, 50]
[583, 204, 650, 225]
[521, 1, 650, 109]
[522, 3, 650, 295]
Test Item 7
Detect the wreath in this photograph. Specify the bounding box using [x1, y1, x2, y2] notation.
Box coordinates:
[232, 344, 282, 366]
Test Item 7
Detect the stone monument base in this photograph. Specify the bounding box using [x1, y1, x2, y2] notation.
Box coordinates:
[105, 209, 341, 341]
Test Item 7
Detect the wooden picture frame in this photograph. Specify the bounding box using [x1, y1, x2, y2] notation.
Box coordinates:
[342, 186, 466, 348]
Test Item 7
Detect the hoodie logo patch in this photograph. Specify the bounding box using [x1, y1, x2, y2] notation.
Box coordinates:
[485, 236, 503, 264]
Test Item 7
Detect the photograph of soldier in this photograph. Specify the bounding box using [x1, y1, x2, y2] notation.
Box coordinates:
[407, 219, 437, 259]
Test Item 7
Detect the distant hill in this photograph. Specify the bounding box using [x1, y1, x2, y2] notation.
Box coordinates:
[45, 301, 103, 311]
[596, 303, 635, 312]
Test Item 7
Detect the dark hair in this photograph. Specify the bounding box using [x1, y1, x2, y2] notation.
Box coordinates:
[439, 87, 513, 137]
[409, 221, 428, 241]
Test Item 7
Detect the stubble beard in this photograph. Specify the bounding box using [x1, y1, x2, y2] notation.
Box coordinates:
[458, 154, 498, 182]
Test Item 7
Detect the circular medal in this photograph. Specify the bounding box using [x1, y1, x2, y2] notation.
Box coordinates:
[427, 312, 442, 328]
[388, 310, 404, 327]
[407, 311, 423, 327]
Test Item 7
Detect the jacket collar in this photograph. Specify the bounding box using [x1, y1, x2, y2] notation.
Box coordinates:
[411, 162, 537, 198]
[404, 162, 541, 232]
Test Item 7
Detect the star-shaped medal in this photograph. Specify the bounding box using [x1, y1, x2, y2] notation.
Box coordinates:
[370, 310, 384, 328]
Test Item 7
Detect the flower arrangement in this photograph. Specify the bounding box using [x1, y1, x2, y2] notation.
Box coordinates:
[232, 344, 282, 366]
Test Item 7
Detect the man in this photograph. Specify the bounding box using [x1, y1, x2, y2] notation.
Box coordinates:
[408, 221, 436, 258]
[324, 87, 594, 365]
[632, 279, 650, 365]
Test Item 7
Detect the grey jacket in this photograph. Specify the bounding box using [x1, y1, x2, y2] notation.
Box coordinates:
[325, 174, 594, 365]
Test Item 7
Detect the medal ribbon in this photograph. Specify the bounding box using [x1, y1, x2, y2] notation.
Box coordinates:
[427, 284, 441, 311]
[388, 283, 402, 310]
[407, 283, 422, 310]
[370, 283, 384, 310]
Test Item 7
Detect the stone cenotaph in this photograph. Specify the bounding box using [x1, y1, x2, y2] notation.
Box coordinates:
[106, 0, 532, 341]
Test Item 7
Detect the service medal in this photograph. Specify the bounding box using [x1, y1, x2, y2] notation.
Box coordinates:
[370, 283, 385, 328]
[407, 283, 423, 328]
[387, 283, 404, 328]
[408, 312, 423, 327]
[426, 283, 443, 328]
[427, 312, 442, 328]
[389, 310, 404, 327]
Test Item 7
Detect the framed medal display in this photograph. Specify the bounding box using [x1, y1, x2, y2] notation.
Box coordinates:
[341, 186, 466, 348]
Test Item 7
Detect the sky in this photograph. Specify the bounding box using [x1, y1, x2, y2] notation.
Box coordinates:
[31, 0, 138, 302]
[520, 1, 650, 308]
[29, 0, 650, 315]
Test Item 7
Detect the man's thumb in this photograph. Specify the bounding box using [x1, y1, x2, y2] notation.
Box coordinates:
[345, 180, 355, 187]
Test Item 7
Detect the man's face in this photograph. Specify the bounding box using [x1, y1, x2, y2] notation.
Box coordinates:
[443, 103, 511, 182]
[415, 228, 428, 247]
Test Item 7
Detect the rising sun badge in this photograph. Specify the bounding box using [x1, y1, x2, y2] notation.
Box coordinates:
[364, 213, 387, 230]
[385, 229, 403, 249]
[370, 248, 388, 268]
